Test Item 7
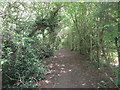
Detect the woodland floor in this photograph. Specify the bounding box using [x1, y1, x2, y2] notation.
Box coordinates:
[37, 47, 115, 88]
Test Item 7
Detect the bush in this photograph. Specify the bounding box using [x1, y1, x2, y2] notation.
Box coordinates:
[2, 35, 52, 88]
[2, 59, 49, 88]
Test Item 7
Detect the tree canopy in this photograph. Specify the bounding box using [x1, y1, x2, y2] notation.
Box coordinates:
[0, 2, 119, 88]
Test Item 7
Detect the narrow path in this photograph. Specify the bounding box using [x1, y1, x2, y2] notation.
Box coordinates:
[38, 47, 115, 88]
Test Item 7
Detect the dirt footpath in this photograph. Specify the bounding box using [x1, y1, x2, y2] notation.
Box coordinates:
[38, 47, 115, 88]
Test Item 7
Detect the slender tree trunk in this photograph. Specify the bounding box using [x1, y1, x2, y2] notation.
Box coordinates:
[115, 37, 120, 88]
[97, 43, 100, 68]
[96, 22, 100, 68]
[90, 34, 93, 61]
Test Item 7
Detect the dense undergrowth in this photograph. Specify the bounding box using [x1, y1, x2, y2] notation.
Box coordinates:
[64, 2, 119, 87]
[2, 37, 51, 88]
[0, 2, 119, 88]
[1, 2, 62, 88]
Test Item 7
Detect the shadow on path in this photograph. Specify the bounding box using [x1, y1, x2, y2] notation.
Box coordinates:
[38, 47, 115, 88]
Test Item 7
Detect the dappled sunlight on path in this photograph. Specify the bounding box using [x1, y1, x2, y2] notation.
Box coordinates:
[37, 47, 115, 88]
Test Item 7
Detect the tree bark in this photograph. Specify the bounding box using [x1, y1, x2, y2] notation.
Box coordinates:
[115, 37, 120, 88]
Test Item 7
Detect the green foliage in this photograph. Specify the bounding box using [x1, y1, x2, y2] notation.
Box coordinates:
[97, 81, 107, 88]
[2, 59, 49, 88]
[64, 2, 119, 62]
[0, 2, 119, 88]
[1, 2, 62, 88]
[2, 34, 52, 88]
[63, 2, 119, 87]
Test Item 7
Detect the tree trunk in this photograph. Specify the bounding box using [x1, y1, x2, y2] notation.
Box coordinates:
[115, 37, 120, 88]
